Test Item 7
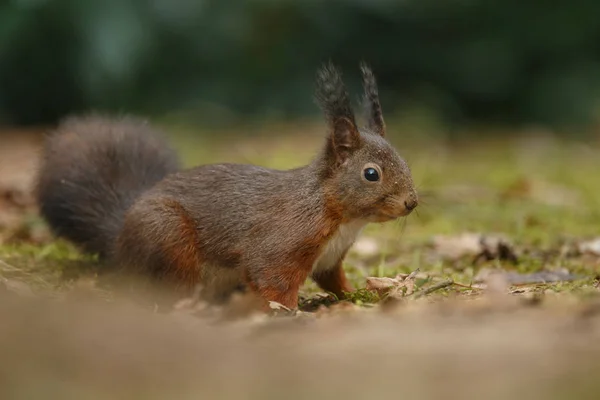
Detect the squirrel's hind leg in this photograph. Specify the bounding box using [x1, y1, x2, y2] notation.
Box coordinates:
[115, 197, 246, 304]
[114, 197, 203, 292]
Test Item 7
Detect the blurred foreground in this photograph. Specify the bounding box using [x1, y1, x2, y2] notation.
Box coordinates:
[1, 281, 600, 400]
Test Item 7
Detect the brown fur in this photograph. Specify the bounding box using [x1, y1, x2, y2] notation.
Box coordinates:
[35, 63, 418, 310]
[160, 199, 202, 288]
[312, 260, 353, 299]
[247, 265, 313, 310]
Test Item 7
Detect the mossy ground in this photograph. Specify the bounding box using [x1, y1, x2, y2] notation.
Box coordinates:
[1, 121, 598, 305]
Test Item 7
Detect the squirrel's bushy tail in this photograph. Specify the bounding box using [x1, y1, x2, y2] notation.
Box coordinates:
[36, 114, 180, 258]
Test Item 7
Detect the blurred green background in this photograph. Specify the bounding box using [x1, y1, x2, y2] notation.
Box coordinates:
[2, 0, 600, 134]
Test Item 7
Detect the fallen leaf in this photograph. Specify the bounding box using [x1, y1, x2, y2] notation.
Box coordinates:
[475, 235, 519, 264]
[431, 233, 481, 260]
[391, 278, 416, 297]
[365, 277, 400, 292]
[268, 301, 290, 311]
[267, 301, 298, 317]
[578, 238, 600, 256]
[432, 233, 518, 264]
[366, 269, 420, 298]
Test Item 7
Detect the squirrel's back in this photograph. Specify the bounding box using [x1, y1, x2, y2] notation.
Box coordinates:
[36, 114, 180, 258]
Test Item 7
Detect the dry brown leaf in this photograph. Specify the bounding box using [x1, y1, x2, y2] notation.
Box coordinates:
[432, 232, 518, 264]
[365, 277, 400, 292]
[579, 238, 600, 256]
[432, 233, 481, 260]
[366, 270, 420, 298]
[391, 279, 416, 298]
[267, 301, 298, 317]
[268, 301, 290, 311]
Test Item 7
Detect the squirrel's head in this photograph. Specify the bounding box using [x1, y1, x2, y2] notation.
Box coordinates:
[315, 62, 418, 223]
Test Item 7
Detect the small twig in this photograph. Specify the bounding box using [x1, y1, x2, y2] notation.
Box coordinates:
[405, 268, 420, 280]
[451, 281, 481, 290]
[414, 279, 454, 299]
[0, 258, 19, 272]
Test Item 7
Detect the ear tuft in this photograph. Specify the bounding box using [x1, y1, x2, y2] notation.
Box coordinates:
[360, 61, 386, 137]
[315, 62, 357, 127]
[315, 62, 361, 167]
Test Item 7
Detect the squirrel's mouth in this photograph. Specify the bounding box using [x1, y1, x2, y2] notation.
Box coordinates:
[374, 209, 411, 222]
[381, 195, 418, 220]
[372, 194, 417, 222]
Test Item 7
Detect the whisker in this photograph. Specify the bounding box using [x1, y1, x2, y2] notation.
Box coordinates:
[416, 202, 441, 213]
[400, 216, 408, 235]
[414, 208, 422, 222]
[391, 217, 402, 235]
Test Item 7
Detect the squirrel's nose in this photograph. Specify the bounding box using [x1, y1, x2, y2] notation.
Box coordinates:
[404, 199, 418, 211]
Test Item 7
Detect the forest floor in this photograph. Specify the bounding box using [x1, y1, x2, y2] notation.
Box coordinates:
[1, 122, 599, 399]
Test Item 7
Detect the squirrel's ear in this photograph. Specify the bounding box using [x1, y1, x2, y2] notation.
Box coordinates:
[360, 62, 385, 137]
[315, 62, 361, 165]
[329, 116, 361, 165]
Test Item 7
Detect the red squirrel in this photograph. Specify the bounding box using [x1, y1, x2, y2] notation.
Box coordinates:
[36, 63, 418, 310]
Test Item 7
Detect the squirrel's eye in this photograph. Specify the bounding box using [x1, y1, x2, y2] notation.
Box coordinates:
[363, 167, 380, 182]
